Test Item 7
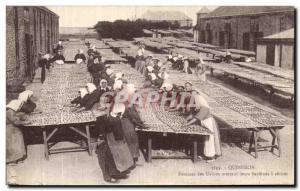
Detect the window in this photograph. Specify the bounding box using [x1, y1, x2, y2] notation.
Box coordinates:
[14, 7, 20, 70]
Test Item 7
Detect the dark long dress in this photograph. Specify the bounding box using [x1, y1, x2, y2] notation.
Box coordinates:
[70, 96, 81, 105]
[38, 58, 47, 83]
[89, 64, 105, 87]
[96, 115, 134, 181]
[6, 109, 26, 164]
[120, 107, 143, 160]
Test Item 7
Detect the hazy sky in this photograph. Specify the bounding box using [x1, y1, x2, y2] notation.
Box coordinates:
[47, 6, 217, 27]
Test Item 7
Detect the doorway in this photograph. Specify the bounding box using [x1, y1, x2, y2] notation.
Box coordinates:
[266, 44, 275, 66]
[243, 33, 250, 50]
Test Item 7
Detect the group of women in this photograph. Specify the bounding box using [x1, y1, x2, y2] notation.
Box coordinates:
[133, 45, 222, 162]
[7, 41, 223, 183]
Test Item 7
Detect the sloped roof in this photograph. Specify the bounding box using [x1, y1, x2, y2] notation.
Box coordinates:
[197, 7, 210, 14]
[204, 6, 294, 18]
[264, 28, 294, 39]
[143, 29, 154, 34]
[141, 10, 192, 21]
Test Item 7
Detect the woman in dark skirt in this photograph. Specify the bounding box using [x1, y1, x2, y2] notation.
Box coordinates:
[96, 103, 134, 183]
[119, 84, 144, 163]
[6, 100, 31, 164]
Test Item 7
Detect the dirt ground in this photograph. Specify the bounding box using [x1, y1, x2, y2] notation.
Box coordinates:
[6, 65, 295, 186]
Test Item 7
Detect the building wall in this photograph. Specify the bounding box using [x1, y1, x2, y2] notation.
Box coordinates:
[256, 42, 294, 69]
[6, 6, 59, 87]
[281, 44, 294, 69]
[195, 11, 294, 51]
[274, 44, 281, 67]
[256, 44, 267, 63]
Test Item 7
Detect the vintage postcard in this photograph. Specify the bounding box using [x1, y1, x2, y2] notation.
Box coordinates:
[6, 5, 295, 185]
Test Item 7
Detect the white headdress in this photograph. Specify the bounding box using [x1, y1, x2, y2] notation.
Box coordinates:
[115, 72, 124, 80]
[86, 83, 97, 93]
[106, 69, 114, 76]
[147, 66, 154, 72]
[160, 83, 173, 92]
[18, 90, 34, 102]
[79, 88, 88, 98]
[149, 73, 157, 81]
[6, 99, 24, 112]
[113, 80, 123, 90]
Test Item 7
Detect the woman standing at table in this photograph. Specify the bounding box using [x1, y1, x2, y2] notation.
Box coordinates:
[90, 56, 105, 87]
[96, 103, 134, 183]
[120, 84, 144, 164]
[186, 92, 222, 162]
[6, 100, 31, 164]
[195, 58, 207, 82]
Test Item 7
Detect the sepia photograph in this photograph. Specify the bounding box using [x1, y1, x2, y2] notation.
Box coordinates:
[5, 5, 295, 186]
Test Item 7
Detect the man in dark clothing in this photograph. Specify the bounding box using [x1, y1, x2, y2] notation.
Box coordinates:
[38, 53, 49, 84]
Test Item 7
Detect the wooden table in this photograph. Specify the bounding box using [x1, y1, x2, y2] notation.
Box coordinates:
[166, 67, 292, 158]
[24, 122, 93, 160]
[202, 62, 294, 101]
[24, 61, 97, 160]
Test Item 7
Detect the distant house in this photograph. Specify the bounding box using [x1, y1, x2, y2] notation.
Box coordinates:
[140, 10, 193, 28]
[194, 7, 210, 42]
[256, 28, 294, 69]
[194, 6, 295, 51]
[59, 27, 98, 40]
[143, 29, 154, 37]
